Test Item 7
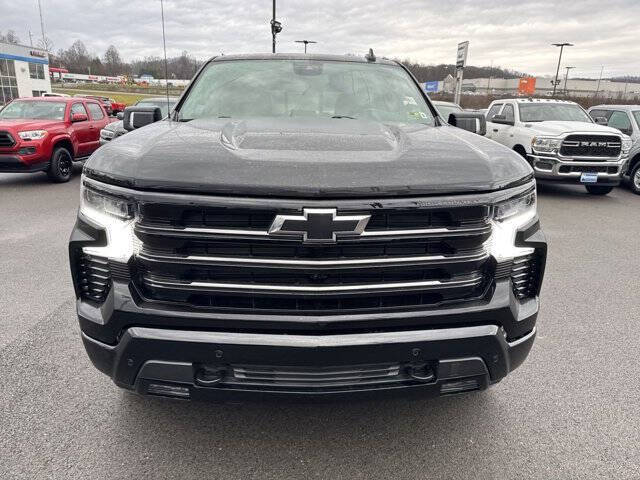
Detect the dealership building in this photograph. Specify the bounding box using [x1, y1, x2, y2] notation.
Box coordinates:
[0, 41, 51, 105]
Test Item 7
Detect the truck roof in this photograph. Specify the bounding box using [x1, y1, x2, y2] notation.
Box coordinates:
[496, 98, 577, 104]
[208, 52, 398, 66]
[589, 104, 640, 110]
[12, 96, 100, 105]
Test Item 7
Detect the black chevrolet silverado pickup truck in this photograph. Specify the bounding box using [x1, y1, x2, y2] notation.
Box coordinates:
[69, 53, 546, 401]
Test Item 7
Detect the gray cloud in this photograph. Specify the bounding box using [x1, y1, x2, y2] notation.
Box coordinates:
[3, 0, 639, 77]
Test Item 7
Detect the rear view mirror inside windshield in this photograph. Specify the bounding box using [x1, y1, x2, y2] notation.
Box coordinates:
[293, 61, 323, 76]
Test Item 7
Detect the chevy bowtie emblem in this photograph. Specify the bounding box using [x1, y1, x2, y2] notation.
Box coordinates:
[269, 208, 371, 243]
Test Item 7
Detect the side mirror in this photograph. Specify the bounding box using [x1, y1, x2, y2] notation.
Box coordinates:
[592, 116, 608, 126]
[116, 112, 124, 120]
[490, 114, 515, 126]
[71, 113, 88, 122]
[122, 106, 162, 131]
[448, 112, 487, 136]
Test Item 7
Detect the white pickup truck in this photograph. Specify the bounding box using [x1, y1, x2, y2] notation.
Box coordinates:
[485, 98, 632, 195]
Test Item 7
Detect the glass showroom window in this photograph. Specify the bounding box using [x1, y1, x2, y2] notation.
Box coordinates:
[0, 59, 18, 104]
[29, 62, 45, 80]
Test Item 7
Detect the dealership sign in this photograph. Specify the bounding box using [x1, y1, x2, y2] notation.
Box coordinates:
[424, 81, 439, 93]
[456, 41, 469, 69]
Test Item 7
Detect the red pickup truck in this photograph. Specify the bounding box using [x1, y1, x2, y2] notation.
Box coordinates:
[0, 97, 114, 182]
[109, 98, 126, 115]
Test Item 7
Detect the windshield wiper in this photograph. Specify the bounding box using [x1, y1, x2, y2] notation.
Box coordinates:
[332, 115, 356, 119]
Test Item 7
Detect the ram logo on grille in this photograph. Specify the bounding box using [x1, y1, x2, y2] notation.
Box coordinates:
[269, 208, 370, 243]
[580, 141, 608, 147]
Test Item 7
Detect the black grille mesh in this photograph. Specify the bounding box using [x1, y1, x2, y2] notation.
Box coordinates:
[77, 254, 111, 303]
[0, 131, 16, 148]
[510, 254, 542, 300]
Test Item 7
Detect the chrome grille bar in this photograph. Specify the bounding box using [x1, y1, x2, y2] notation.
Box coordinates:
[135, 223, 491, 240]
[137, 250, 488, 268]
[141, 273, 485, 295]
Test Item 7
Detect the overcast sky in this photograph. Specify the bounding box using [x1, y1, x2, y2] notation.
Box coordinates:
[2, 0, 639, 78]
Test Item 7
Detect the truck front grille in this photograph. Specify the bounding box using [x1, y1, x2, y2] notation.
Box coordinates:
[132, 202, 494, 314]
[0, 130, 15, 148]
[560, 134, 621, 158]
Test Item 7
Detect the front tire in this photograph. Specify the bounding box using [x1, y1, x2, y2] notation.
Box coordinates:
[630, 162, 640, 195]
[585, 185, 614, 195]
[47, 146, 73, 183]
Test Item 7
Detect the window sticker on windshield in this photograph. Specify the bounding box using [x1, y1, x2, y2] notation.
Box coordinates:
[403, 96, 417, 106]
[408, 111, 429, 120]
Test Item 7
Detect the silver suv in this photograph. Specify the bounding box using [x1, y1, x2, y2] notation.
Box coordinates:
[588, 105, 640, 194]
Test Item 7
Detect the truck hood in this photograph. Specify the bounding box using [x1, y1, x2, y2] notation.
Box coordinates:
[523, 120, 622, 136]
[85, 117, 532, 198]
[0, 119, 64, 131]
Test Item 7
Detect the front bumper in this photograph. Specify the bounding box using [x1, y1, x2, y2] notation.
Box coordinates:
[0, 154, 49, 173]
[81, 323, 536, 400]
[529, 153, 625, 186]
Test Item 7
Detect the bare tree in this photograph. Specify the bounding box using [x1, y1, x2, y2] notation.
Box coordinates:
[37, 36, 54, 53]
[5, 30, 21, 44]
[103, 45, 123, 75]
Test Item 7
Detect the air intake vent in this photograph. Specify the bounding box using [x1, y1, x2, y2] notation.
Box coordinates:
[77, 254, 111, 303]
[0, 131, 16, 148]
[510, 254, 541, 299]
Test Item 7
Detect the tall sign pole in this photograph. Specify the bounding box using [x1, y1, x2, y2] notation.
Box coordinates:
[270, 0, 283, 53]
[551, 43, 573, 97]
[272, 0, 276, 53]
[454, 41, 469, 105]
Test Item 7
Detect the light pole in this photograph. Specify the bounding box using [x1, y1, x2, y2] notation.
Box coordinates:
[295, 40, 317, 53]
[270, 0, 282, 53]
[563, 66, 575, 95]
[551, 42, 573, 97]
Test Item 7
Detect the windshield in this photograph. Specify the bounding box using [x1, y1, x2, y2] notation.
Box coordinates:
[137, 100, 177, 116]
[0, 101, 66, 120]
[178, 59, 435, 125]
[518, 103, 592, 123]
[434, 104, 463, 120]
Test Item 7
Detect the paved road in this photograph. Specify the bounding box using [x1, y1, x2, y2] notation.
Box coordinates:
[1, 172, 639, 479]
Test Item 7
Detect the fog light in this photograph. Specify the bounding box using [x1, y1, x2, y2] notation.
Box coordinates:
[147, 383, 191, 399]
[19, 147, 36, 155]
[440, 378, 479, 394]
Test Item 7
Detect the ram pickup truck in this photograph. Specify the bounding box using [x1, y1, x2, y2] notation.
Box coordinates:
[486, 98, 633, 195]
[0, 97, 113, 182]
[69, 53, 546, 401]
[588, 104, 640, 194]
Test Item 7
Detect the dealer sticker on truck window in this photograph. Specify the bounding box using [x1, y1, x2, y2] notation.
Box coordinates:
[580, 172, 598, 183]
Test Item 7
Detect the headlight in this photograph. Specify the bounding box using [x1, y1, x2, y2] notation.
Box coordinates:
[531, 136, 562, 153]
[493, 188, 536, 222]
[622, 138, 633, 153]
[489, 187, 537, 261]
[80, 180, 138, 262]
[18, 130, 47, 141]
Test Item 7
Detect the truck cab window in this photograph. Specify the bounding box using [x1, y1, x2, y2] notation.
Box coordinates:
[486, 103, 503, 120]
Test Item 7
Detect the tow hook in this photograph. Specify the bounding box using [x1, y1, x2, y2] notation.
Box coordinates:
[406, 363, 436, 382]
[194, 366, 227, 386]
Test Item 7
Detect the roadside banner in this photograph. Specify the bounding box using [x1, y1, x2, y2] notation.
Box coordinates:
[518, 77, 536, 95]
[424, 81, 439, 93]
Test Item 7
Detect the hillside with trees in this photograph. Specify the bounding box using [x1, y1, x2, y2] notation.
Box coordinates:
[48, 40, 202, 79]
[399, 60, 530, 82]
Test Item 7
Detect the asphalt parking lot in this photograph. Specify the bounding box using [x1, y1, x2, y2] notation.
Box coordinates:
[1, 170, 639, 479]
